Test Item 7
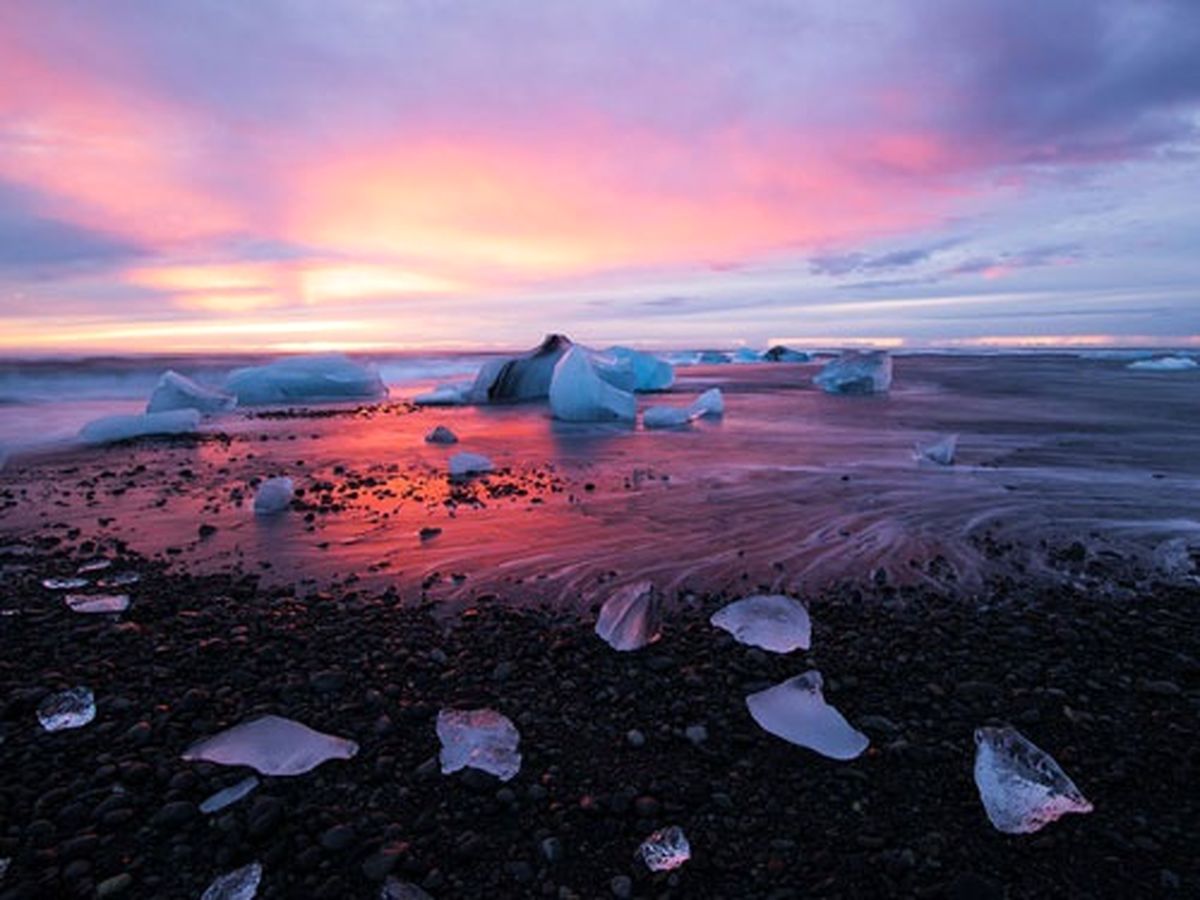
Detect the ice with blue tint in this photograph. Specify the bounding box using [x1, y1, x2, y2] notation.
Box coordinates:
[813, 350, 893, 394]
[225, 354, 387, 405]
[146, 370, 236, 414]
[200, 776, 260, 814]
[470, 334, 572, 403]
[973, 726, 1093, 834]
[642, 387, 724, 429]
[595, 581, 660, 651]
[549, 347, 636, 422]
[638, 826, 691, 871]
[710, 594, 811, 653]
[437, 708, 522, 781]
[448, 451, 493, 477]
[733, 347, 762, 362]
[42, 577, 89, 590]
[1153, 537, 1194, 576]
[201, 862, 262, 900]
[746, 671, 868, 760]
[253, 477, 294, 515]
[38, 687, 96, 732]
[914, 434, 957, 466]
[79, 409, 201, 444]
[413, 382, 470, 406]
[64, 593, 130, 614]
[182, 715, 359, 776]
[1127, 356, 1197, 372]
[604, 346, 675, 391]
[763, 345, 811, 362]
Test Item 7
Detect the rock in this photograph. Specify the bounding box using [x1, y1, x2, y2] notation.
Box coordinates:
[626, 729, 646, 748]
[151, 801, 197, 830]
[362, 843, 406, 881]
[540, 836, 564, 863]
[684, 724, 708, 745]
[96, 873, 134, 897]
[610, 875, 633, 898]
[320, 824, 356, 852]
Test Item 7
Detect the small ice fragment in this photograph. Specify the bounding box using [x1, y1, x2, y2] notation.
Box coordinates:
[1152, 537, 1194, 576]
[437, 708, 522, 781]
[914, 434, 957, 466]
[425, 425, 458, 444]
[77, 559, 112, 574]
[253, 477, 294, 515]
[1127, 356, 1197, 372]
[638, 825, 691, 871]
[147, 370, 236, 414]
[381, 878, 434, 900]
[973, 726, 1093, 834]
[99, 571, 140, 587]
[813, 350, 893, 394]
[689, 387, 723, 417]
[42, 576, 89, 590]
[225, 354, 386, 405]
[201, 861, 262, 900]
[79, 409, 201, 445]
[200, 775, 260, 814]
[710, 595, 811, 653]
[448, 452, 493, 477]
[413, 383, 470, 406]
[549, 347, 636, 422]
[37, 687, 96, 732]
[604, 346, 675, 391]
[595, 581, 660, 651]
[64, 593, 130, 614]
[746, 671, 868, 760]
[182, 715, 358, 776]
[642, 387, 724, 429]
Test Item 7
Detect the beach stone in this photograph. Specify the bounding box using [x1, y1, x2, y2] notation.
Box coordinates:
[151, 801, 196, 830]
[626, 729, 646, 748]
[320, 824, 356, 852]
[540, 836, 564, 863]
[96, 873, 133, 897]
[610, 875, 633, 898]
[310, 669, 346, 693]
[362, 843, 406, 881]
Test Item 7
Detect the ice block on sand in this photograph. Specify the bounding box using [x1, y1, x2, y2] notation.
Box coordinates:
[746, 671, 868, 760]
[814, 350, 893, 394]
[146, 370, 236, 414]
[201, 862, 262, 900]
[638, 826, 691, 871]
[38, 687, 96, 732]
[79, 409, 201, 445]
[642, 388, 724, 429]
[470, 334, 573, 403]
[437, 708, 522, 781]
[549, 347, 636, 422]
[448, 452, 493, 477]
[595, 581, 660, 651]
[253, 477, 295, 515]
[225, 354, 386, 405]
[914, 434, 957, 466]
[182, 715, 358, 776]
[973, 726, 1093, 834]
[711, 594, 811, 652]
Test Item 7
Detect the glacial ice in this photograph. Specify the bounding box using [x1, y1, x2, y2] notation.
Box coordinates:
[200, 775, 260, 814]
[690, 387, 724, 417]
[604, 346, 675, 391]
[734, 347, 762, 362]
[146, 370, 236, 414]
[224, 354, 387, 405]
[182, 715, 359, 776]
[642, 387, 724, 429]
[595, 581, 661, 651]
[914, 434, 957, 466]
[549, 347, 636, 422]
[437, 708, 522, 781]
[253, 477, 294, 515]
[763, 345, 811, 363]
[813, 350, 893, 394]
[470, 334, 572, 403]
[79, 409, 201, 445]
[42, 577, 89, 590]
[746, 671, 868, 760]
[1153, 537, 1194, 576]
[381, 879, 434, 900]
[201, 862, 262, 900]
[413, 383, 470, 406]
[448, 451, 493, 477]
[77, 559, 111, 573]
[64, 593, 130, 614]
[638, 826, 691, 872]
[425, 425, 458, 445]
[37, 687, 96, 732]
[698, 350, 731, 364]
[1127, 356, 1197, 372]
[710, 595, 811, 653]
[973, 726, 1093, 834]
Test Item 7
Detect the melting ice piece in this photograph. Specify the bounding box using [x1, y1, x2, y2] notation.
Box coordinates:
[813, 350, 893, 395]
[200, 775, 260, 814]
[1153, 537, 1194, 576]
[470, 334, 573, 403]
[638, 825, 691, 872]
[605, 346, 675, 391]
[549, 347, 636, 423]
[690, 387, 723, 417]
[763, 345, 811, 363]
[448, 452, 493, 477]
[413, 383, 470, 406]
[437, 708, 522, 781]
[710, 595, 811, 653]
[79, 409, 201, 445]
[77, 559, 112, 574]
[182, 715, 359, 776]
[1127, 356, 1197, 372]
[42, 577, 89, 590]
[253, 477, 294, 515]
[146, 370, 236, 414]
[64, 593, 130, 614]
[642, 388, 725, 429]
[99, 571, 141, 588]
[914, 434, 957, 466]
[425, 425, 459, 444]
[381, 878, 434, 900]
[973, 726, 1093, 834]
[595, 581, 660, 651]
[38, 687, 96, 732]
[746, 671, 868, 760]
[201, 862, 262, 900]
[225, 354, 387, 405]
[733, 347, 761, 363]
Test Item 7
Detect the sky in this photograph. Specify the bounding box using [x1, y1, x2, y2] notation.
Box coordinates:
[1, 0, 1198, 354]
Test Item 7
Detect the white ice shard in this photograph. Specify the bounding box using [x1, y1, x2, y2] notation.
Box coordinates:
[64, 593, 130, 614]
[79, 409, 201, 445]
[604, 347, 675, 391]
[42, 576, 89, 590]
[77, 559, 111, 574]
[448, 451, 493, 477]
[225, 354, 387, 406]
[1152, 537, 1194, 576]
[595, 581, 660, 651]
[413, 382, 470, 406]
[813, 350, 893, 394]
[425, 425, 458, 444]
[549, 347, 636, 422]
[746, 671, 868, 760]
[200, 775, 260, 814]
[38, 687, 96, 732]
[381, 879, 434, 900]
[642, 387, 724, 429]
[1127, 356, 1197, 372]
[710, 595, 811, 653]
[253, 477, 294, 515]
[763, 345, 811, 363]
[146, 370, 236, 414]
[471, 334, 573, 403]
[201, 862, 262, 900]
[98, 571, 141, 588]
[973, 726, 1093, 834]
[914, 434, 957, 466]
[182, 715, 359, 776]
[638, 825, 691, 872]
[437, 708, 522, 781]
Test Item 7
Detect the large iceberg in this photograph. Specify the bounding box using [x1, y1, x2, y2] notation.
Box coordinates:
[973, 726, 1093, 834]
[253, 477, 294, 515]
[79, 409, 201, 445]
[642, 387, 723, 429]
[146, 370, 236, 414]
[1127, 356, 1197, 372]
[437, 708, 522, 781]
[710, 595, 811, 652]
[182, 715, 359, 776]
[813, 350, 893, 394]
[746, 671, 868, 760]
[595, 581, 660, 651]
[549, 347, 636, 422]
[470, 334, 573, 403]
[225, 354, 387, 405]
[604, 346, 675, 391]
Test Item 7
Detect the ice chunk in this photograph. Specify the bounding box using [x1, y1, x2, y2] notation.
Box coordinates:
[813, 350, 893, 394]
[79, 409, 201, 445]
[733, 347, 761, 362]
[604, 346, 675, 391]
[973, 726, 1093, 834]
[746, 671, 868, 760]
[64, 593, 130, 614]
[763, 345, 811, 363]
[1127, 356, 1197, 372]
[42, 576, 89, 590]
[710, 595, 811, 653]
[77, 559, 112, 573]
[638, 825, 691, 872]
[413, 382, 470, 406]
[437, 708, 522, 781]
[182, 715, 359, 776]
[201, 862, 262, 900]
[38, 687, 96, 732]
[549, 347, 636, 422]
[642, 387, 724, 429]
[1153, 537, 1194, 576]
[690, 387, 723, 417]
[448, 451, 493, 477]
[471, 334, 573, 403]
[225, 354, 386, 405]
[253, 477, 294, 515]
[697, 350, 730, 364]
[200, 775, 260, 814]
[146, 370, 236, 414]
[381, 879, 434, 900]
[425, 425, 458, 444]
[595, 581, 660, 651]
[914, 434, 957, 466]
[98, 571, 141, 588]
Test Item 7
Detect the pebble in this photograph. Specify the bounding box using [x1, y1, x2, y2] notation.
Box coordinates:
[626, 729, 646, 748]
[96, 873, 133, 897]
[610, 874, 634, 898]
